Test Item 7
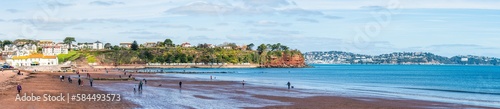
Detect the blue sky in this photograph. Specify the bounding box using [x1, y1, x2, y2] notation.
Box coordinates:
[1, 0, 500, 57]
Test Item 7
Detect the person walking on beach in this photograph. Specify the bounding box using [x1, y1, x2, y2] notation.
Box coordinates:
[60, 75, 63, 81]
[129, 74, 132, 78]
[242, 80, 245, 88]
[89, 78, 94, 87]
[138, 81, 143, 91]
[17, 84, 22, 94]
[87, 73, 91, 78]
[143, 79, 147, 84]
[179, 81, 182, 88]
[287, 82, 291, 89]
[68, 76, 71, 83]
[78, 78, 82, 86]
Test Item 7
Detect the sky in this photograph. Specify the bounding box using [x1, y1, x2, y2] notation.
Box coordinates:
[1, 0, 500, 57]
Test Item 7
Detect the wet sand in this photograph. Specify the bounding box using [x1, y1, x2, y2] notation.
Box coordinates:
[0, 68, 495, 109]
[0, 71, 138, 109]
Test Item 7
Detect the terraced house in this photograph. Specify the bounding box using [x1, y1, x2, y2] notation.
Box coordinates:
[6, 53, 58, 67]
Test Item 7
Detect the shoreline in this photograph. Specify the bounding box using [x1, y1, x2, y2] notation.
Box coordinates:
[0, 68, 495, 108]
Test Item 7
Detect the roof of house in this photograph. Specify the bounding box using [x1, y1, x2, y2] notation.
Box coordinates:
[43, 46, 62, 48]
[11, 53, 57, 60]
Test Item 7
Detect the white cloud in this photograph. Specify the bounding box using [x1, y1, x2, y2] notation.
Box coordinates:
[250, 29, 300, 36]
[245, 20, 291, 27]
[5, 9, 21, 13]
[296, 18, 318, 23]
[89, 1, 125, 6]
[164, 1, 325, 16]
[150, 24, 193, 29]
[239, 0, 291, 7]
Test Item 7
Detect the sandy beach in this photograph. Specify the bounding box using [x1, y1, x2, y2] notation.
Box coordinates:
[0, 68, 494, 109]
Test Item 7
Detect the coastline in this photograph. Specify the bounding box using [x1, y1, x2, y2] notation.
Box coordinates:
[0, 68, 495, 109]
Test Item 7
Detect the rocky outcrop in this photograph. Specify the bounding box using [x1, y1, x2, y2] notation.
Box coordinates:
[260, 53, 306, 68]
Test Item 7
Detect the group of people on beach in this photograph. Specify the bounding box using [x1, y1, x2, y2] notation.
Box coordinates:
[59, 72, 94, 87]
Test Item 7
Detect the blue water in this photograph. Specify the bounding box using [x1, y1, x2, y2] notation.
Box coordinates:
[146, 64, 500, 108]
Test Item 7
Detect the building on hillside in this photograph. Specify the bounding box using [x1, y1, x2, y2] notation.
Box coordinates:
[94, 41, 104, 50]
[3, 44, 17, 52]
[222, 46, 232, 49]
[42, 46, 69, 55]
[120, 42, 132, 48]
[208, 44, 215, 48]
[181, 42, 191, 47]
[6, 53, 58, 67]
[15, 47, 31, 56]
[77, 42, 93, 50]
[237, 45, 247, 51]
[143, 42, 157, 48]
[23, 44, 38, 53]
[14, 40, 28, 46]
[76, 41, 104, 50]
[2, 44, 37, 59]
[38, 40, 55, 46]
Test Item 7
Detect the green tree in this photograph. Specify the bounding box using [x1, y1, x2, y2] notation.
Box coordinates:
[0, 40, 3, 48]
[164, 39, 174, 47]
[3, 40, 12, 47]
[131, 40, 139, 51]
[247, 43, 254, 50]
[257, 44, 267, 55]
[104, 43, 112, 49]
[280, 45, 289, 51]
[112, 45, 120, 50]
[63, 37, 76, 51]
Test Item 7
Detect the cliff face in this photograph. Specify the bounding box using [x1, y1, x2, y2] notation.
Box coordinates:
[261, 53, 306, 68]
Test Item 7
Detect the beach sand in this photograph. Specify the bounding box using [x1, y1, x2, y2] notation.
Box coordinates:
[0, 68, 494, 109]
[0, 71, 138, 109]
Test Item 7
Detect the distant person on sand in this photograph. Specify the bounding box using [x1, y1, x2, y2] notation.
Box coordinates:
[89, 78, 94, 87]
[17, 84, 22, 94]
[78, 78, 82, 86]
[138, 81, 143, 91]
[87, 73, 90, 78]
[129, 74, 132, 78]
[287, 82, 291, 89]
[143, 79, 147, 84]
[68, 76, 72, 83]
[60, 75, 63, 81]
[179, 81, 182, 88]
[242, 80, 245, 88]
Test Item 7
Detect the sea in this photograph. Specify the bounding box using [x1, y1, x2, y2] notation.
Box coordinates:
[97, 65, 500, 108]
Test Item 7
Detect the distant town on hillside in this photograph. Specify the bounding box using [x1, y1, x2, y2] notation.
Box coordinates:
[304, 51, 500, 65]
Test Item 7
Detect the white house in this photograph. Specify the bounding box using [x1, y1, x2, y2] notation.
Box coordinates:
[42, 45, 69, 55]
[120, 42, 132, 48]
[6, 53, 58, 67]
[2, 44, 36, 59]
[181, 42, 192, 47]
[23, 44, 38, 53]
[76, 41, 104, 50]
[93, 41, 104, 50]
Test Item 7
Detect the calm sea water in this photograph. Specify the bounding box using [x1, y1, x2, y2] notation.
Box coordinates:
[151, 64, 500, 108]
